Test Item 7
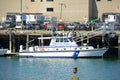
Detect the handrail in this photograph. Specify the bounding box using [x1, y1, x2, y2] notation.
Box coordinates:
[73, 27, 103, 43]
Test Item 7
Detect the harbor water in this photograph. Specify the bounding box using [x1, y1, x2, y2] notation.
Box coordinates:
[0, 57, 120, 80]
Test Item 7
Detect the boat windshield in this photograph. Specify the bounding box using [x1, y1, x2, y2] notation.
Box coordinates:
[68, 38, 73, 42]
[56, 38, 69, 42]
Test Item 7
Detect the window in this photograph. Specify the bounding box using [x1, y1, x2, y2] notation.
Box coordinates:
[47, 0, 54, 2]
[96, 0, 101, 1]
[108, 0, 112, 1]
[46, 8, 54, 12]
[56, 38, 59, 42]
[31, 0, 35, 2]
[64, 38, 68, 42]
[60, 38, 63, 42]
[69, 38, 73, 42]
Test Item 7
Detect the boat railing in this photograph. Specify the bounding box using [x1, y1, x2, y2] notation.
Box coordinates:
[72, 27, 104, 43]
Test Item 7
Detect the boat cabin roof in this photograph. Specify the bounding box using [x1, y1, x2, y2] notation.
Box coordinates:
[38, 36, 77, 46]
[38, 36, 72, 40]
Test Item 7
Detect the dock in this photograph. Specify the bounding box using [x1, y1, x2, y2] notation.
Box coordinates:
[0, 29, 119, 58]
[4, 52, 17, 57]
[0, 29, 120, 36]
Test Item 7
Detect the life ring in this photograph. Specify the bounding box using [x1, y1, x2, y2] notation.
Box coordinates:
[39, 46, 44, 51]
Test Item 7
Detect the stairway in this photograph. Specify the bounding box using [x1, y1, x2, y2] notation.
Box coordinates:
[73, 27, 104, 43]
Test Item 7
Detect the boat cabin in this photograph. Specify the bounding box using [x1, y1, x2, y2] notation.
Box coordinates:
[19, 34, 94, 52]
[49, 36, 78, 46]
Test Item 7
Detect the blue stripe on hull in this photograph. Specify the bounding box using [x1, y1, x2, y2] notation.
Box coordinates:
[73, 51, 80, 58]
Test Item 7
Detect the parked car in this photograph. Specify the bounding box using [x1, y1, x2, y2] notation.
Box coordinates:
[34, 24, 41, 30]
[66, 23, 76, 30]
[56, 23, 65, 30]
[0, 23, 3, 29]
[44, 23, 54, 30]
[2, 21, 16, 28]
[114, 23, 120, 30]
[72, 22, 81, 28]
[79, 24, 86, 30]
[24, 24, 33, 29]
[15, 23, 22, 29]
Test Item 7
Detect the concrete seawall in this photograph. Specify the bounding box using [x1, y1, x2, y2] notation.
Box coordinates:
[0, 30, 120, 36]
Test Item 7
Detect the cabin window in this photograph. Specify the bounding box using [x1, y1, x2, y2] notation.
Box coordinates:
[60, 38, 63, 42]
[56, 38, 69, 42]
[69, 38, 73, 42]
[56, 38, 59, 42]
[64, 38, 68, 42]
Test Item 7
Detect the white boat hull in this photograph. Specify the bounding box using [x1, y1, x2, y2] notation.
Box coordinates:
[0, 49, 8, 55]
[18, 48, 108, 58]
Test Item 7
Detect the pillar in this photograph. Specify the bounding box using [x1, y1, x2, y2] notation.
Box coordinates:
[41, 34, 43, 46]
[9, 29, 12, 53]
[87, 33, 89, 45]
[26, 32, 29, 49]
[118, 35, 120, 58]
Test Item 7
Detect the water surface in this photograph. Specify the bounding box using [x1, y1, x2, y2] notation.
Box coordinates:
[0, 57, 120, 80]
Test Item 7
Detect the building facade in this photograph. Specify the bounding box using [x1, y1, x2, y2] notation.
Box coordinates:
[0, 0, 120, 22]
